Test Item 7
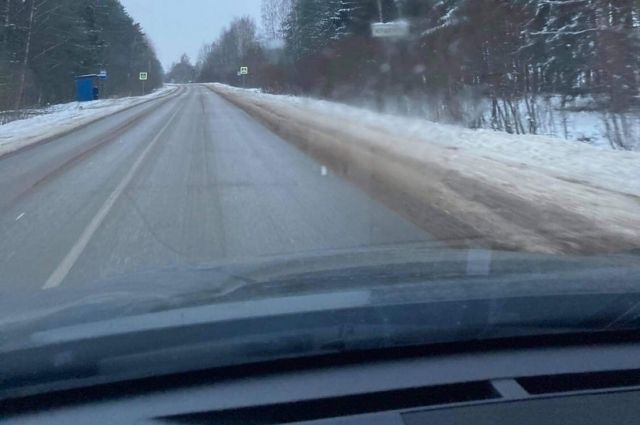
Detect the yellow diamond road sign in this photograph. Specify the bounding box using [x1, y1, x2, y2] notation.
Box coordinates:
[139, 72, 148, 81]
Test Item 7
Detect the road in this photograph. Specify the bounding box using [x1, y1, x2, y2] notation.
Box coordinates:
[0, 85, 429, 292]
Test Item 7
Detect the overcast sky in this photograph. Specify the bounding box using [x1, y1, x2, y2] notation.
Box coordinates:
[119, 0, 263, 70]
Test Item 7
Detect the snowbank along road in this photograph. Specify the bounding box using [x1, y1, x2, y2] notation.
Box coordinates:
[0, 86, 178, 160]
[208, 84, 640, 255]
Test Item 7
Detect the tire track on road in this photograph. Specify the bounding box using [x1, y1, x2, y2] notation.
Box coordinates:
[42, 97, 187, 289]
[0, 87, 186, 214]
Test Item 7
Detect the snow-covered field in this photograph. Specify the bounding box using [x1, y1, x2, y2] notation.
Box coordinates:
[211, 83, 640, 253]
[478, 95, 640, 151]
[0, 86, 176, 158]
[333, 91, 640, 151]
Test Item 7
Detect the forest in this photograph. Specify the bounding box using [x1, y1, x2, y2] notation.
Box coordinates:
[0, 0, 162, 111]
[188, 0, 640, 149]
[3, 0, 639, 149]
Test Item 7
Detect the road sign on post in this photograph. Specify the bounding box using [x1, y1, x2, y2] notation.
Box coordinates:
[371, 21, 409, 38]
[98, 70, 108, 81]
[239, 67, 249, 88]
[139, 72, 148, 95]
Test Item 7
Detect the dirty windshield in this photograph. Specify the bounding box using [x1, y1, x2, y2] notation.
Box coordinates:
[1, 1, 640, 357]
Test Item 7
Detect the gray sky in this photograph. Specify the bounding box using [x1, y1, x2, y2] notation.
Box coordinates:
[119, 0, 263, 70]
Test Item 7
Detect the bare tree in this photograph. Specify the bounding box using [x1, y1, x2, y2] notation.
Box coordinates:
[15, 0, 37, 109]
[261, 0, 292, 40]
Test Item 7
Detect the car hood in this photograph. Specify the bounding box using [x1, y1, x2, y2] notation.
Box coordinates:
[1, 243, 639, 348]
[2, 244, 640, 400]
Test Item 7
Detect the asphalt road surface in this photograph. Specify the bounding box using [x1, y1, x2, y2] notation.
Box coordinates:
[0, 85, 430, 291]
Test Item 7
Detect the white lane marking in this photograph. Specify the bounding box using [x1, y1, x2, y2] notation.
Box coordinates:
[15, 213, 25, 221]
[42, 105, 183, 290]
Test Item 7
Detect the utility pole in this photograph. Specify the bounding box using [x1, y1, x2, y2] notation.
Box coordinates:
[15, 0, 37, 109]
[128, 32, 138, 96]
[2, 0, 11, 105]
[371, 0, 408, 112]
[376, 0, 388, 112]
[146, 57, 150, 94]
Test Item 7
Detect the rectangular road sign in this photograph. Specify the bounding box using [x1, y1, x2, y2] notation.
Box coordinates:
[240, 66, 248, 75]
[371, 21, 409, 38]
[139, 72, 148, 81]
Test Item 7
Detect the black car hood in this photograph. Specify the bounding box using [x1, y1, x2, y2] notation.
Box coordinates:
[1, 243, 639, 349]
[1, 244, 640, 401]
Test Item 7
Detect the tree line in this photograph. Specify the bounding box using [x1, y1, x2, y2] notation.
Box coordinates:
[186, 0, 640, 149]
[0, 0, 162, 110]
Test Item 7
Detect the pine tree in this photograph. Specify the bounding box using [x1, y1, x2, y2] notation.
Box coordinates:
[284, 0, 341, 61]
[0, 0, 163, 109]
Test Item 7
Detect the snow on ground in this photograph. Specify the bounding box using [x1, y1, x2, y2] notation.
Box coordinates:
[213, 84, 640, 199]
[211, 83, 640, 251]
[532, 96, 640, 151]
[0, 85, 176, 158]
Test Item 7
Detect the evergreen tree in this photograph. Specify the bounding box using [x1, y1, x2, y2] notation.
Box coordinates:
[0, 0, 163, 109]
[166, 54, 196, 83]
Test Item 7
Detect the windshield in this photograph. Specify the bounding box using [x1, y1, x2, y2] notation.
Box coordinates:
[1, 0, 640, 391]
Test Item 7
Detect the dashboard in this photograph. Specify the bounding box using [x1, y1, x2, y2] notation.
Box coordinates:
[4, 337, 640, 424]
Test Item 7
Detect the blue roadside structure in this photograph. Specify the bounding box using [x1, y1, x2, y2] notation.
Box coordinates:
[74, 74, 100, 102]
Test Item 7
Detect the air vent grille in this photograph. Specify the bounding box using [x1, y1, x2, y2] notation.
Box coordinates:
[162, 381, 499, 424]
